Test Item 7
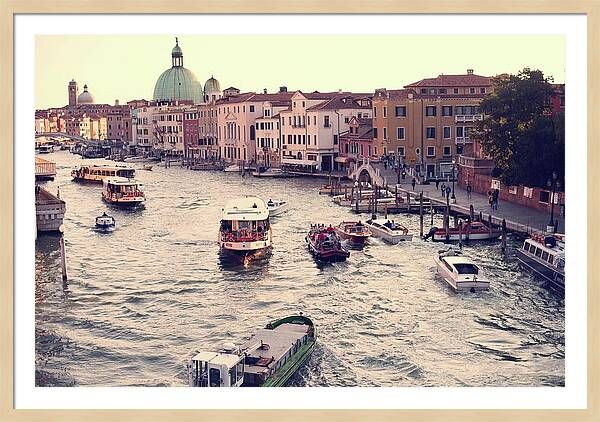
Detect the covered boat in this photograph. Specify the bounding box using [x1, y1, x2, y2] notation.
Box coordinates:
[101, 177, 145, 207]
[365, 217, 412, 243]
[72, 164, 135, 183]
[428, 221, 501, 242]
[515, 233, 565, 290]
[434, 250, 490, 292]
[306, 224, 349, 262]
[188, 314, 316, 387]
[219, 196, 272, 254]
[265, 198, 288, 217]
[95, 212, 115, 231]
[334, 221, 372, 245]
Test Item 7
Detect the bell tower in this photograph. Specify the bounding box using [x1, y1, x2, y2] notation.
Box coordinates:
[68, 79, 79, 106]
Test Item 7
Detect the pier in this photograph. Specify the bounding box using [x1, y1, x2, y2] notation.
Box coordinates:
[35, 157, 57, 180]
[35, 186, 66, 233]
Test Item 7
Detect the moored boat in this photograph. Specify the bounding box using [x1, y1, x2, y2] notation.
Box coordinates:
[427, 221, 501, 242]
[101, 177, 145, 207]
[434, 250, 490, 292]
[305, 224, 349, 262]
[72, 164, 135, 183]
[95, 212, 115, 232]
[188, 314, 316, 387]
[265, 198, 288, 217]
[142, 164, 153, 171]
[252, 168, 293, 178]
[515, 233, 565, 290]
[219, 196, 272, 254]
[334, 221, 372, 245]
[365, 217, 412, 243]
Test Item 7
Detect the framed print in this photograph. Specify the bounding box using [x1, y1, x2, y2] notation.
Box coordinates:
[1, 1, 599, 421]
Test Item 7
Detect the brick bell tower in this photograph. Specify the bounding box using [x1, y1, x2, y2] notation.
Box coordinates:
[68, 79, 78, 106]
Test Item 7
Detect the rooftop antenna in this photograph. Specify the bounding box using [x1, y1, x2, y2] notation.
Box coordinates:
[175, 36, 178, 45]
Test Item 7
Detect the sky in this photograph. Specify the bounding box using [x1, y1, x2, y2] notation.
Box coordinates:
[35, 35, 565, 109]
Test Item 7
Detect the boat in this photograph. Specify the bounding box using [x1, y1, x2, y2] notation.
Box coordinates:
[142, 164, 153, 171]
[305, 224, 350, 262]
[224, 163, 250, 173]
[427, 221, 501, 242]
[219, 196, 272, 255]
[434, 250, 490, 292]
[37, 144, 54, 154]
[334, 221, 372, 245]
[101, 177, 145, 207]
[71, 164, 135, 183]
[124, 156, 160, 163]
[265, 198, 288, 217]
[364, 217, 413, 243]
[252, 168, 293, 178]
[515, 233, 565, 290]
[188, 314, 316, 387]
[95, 212, 115, 232]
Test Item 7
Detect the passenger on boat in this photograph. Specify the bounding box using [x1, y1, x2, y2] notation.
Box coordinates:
[327, 224, 334, 233]
[267, 198, 274, 206]
[357, 220, 363, 227]
[384, 221, 393, 229]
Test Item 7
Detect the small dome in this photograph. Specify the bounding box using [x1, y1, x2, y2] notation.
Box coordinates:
[77, 84, 94, 104]
[172, 44, 182, 57]
[204, 76, 221, 94]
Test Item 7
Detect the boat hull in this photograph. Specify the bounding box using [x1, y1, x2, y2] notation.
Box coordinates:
[268, 204, 288, 217]
[434, 255, 490, 292]
[219, 239, 272, 253]
[102, 194, 145, 207]
[515, 249, 565, 290]
[365, 223, 412, 244]
[306, 236, 349, 262]
[432, 230, 501, 242]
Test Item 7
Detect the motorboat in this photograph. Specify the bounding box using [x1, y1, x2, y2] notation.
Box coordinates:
[334, 221, 372, 245]
[305, 224, 349, 262]
[95, 212, 115, 232]
[72, 164, 135, 183]
[252, 168, 293, 178]
[224, 163, 250, 173]
[515, 233, 565, 290]
[102, 177, 145, 207]
[427, 221, 501, 242]
[365, 217, 412, 243]
[265, 198, 288, 217]
[434, 250, 490, 292]
[188, 314, 316, 387]
[219, 196, 272, 255]
[142, 164, 153, 171]
[124, 156, 160, 163]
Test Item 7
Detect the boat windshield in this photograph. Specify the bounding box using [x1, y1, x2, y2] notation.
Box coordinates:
[454, 263, 479, 275]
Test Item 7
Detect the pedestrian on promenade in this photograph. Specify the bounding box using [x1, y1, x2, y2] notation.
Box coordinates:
[466, 182, 472, 199]
[411, 178, 416, 191]
[446, 187, 451, 201]
[441, 183, 446, 197]
[492, 189, 499, 210]
[488, 190, 493, 209]
[435, 180, 440, 190]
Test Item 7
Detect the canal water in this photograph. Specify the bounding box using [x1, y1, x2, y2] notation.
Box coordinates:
[35, 151, 564, 387]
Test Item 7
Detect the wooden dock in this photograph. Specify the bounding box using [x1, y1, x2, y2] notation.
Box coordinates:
[35, 186, 65, 233]
[35, 157, 56, 180]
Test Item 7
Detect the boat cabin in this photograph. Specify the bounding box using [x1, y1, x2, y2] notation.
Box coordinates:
[522, 237, 565, 270]
[220, 197, 270, 243]
[72, 165, 135, 182]
[441, 255, 480, 275]
[189, 350, 245, 388]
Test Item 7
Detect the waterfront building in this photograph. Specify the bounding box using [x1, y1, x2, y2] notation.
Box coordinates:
[338, 117, 376, 167]
[152, 103, 188, 156]
[254, 91, 292, 167]
[196, 102, 219, 160]
[372, 69, 492, 179]
[183, 107, 200, 158]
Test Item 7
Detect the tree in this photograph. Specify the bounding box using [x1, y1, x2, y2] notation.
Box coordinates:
[474, 68, 565, 188]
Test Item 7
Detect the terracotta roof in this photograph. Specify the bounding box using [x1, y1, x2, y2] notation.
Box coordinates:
[215, 92, 293, 105]
[405, 74, 491, 88]
[307, 94, 372, 111]
[296, 91, 347, 100]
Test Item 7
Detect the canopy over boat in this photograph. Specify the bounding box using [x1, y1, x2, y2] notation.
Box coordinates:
[222, 196, 269, 221]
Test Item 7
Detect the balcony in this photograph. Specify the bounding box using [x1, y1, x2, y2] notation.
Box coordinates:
[455, 114, 483, 123]
[455, 137, 472, 145]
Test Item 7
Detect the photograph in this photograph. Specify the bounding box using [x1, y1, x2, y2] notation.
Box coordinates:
[33, 32, 567, 390]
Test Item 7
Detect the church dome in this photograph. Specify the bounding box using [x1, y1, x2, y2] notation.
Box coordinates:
[204, 76, 221, 94]
[153, 38, 204, 104]
[77, 84, 94, 104]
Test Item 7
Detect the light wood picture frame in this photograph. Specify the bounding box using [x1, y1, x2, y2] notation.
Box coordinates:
[1, 1, 598, 421]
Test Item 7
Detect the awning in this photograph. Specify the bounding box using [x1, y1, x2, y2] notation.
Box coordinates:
[281, 158, 319, 166]
[335, 156, 356, 163]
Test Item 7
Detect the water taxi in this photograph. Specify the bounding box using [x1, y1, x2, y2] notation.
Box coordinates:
[252, 168, 293, 178]
[427, 221, 501, 242]
[72, 164, 135, 183]
[335, 221, 372, 246]
[434, 250, 490, 292]
[306, 224, 349, 262]
[101, 177, 145, 207]
[365, 217, 412, 243]
[219, 196, 272, 254]
[188, 314, 316, 387]
[95, 212, 115, 232]
[515, 233, 565, 290]
[37, 144, 54, 154]
[265, 198, 288, 217]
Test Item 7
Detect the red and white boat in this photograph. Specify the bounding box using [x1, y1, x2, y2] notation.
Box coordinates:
[219, 196, 272, 255]
[306, 225, 349, 263]
[429, 221, 501, 242]
[334, 221, 372, 245]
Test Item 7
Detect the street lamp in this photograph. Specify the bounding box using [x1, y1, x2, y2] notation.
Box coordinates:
[451, 158, 456, 203]
[547, 171, 560, 232]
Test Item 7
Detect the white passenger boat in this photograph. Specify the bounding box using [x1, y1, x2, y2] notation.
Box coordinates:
[365, 217, 412, 243]
[101, 177, 145, 207]
[95, 212, 115, 232]
[428, 221, 501, 242]
[37, 144, 54, 154]
[219, 196, 272, 254]
[188, 314, 316, 387]
[434, 250, 490, 292]
[265, 198, 288, 217]
[515, 233, 565, 290]
[72, 164, 135, 183]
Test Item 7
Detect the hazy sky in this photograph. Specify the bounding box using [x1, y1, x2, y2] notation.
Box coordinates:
[35, 35, 565, 109]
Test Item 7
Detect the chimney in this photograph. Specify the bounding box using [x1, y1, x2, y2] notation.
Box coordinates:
[263, 88, 267, 94]
[279, 86, 287, 93]
[115, 99, 119, 106]
[467, 69, 474, 75]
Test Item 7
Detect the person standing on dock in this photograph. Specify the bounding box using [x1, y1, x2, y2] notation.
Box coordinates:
[435, 179, 440, 190]
[488, 190, 493, 209]
[411, 178, 416, 191]
[466, 182, 472, 199]
[440, 182, 446, 197]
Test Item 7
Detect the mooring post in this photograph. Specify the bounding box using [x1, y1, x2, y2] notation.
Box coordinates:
[501, 218, 507, 253]
[407, 191, 411, 212]
[458, 220, 463, 249]
[445, 194, 450, 241]
[479, 211, 483, 222]
[374, 183, 378, 214]
[384, 203, 388, 219]
[395, 185, 398, 205]
[470, 204, 474, 221]
[488, 214, 493, 236]
[59, 227, 67, 282]
[430, 200, 434, 225]
[357, 183, 361, 214]
[419, 192, 424, 238]
[453, 214, 458, 228]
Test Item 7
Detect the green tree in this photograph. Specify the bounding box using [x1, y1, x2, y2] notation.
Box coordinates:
[475, 68, 564, 188]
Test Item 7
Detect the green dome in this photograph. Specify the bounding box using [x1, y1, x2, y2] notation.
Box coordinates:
[204, 76, 221, 93]
[153, 67, 204, 104]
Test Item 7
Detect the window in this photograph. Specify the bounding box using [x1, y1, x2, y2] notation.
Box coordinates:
[373, 128, 378, 138]
[535, 247, 543, 258]
[439, 88, 447, 94]
[442, 106, 452, 116]
[456, 127, 464, 137]
[420, 88, 427, 94]
[425, 106, 436, 117]
[398, 146, 405, 157]
[249, 105, 255, 112]
[443, 146, 451, 156]
[480, 88, 486, 94]
[383, 127, 387, 139]
[426, 127, 436, 139]
[453, 88, 459, 94]
[397, 127, 405, 140]
[324, 116, 330, 127]
[427, 146, 435, 157]
[395, 106, 406, 117]
[345, 117, 349, 123]
[415, 147, 420, 156]
[443, 127, 451, 139]
[209, 368, 221, 387]
[429, 89, 436, 95]
[539, 191, 550, 203]
[383, 107, 387, 117]
[469, 88, 476, 94]
[373, 107, 377, 118]
[542, 251, 549, 262]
